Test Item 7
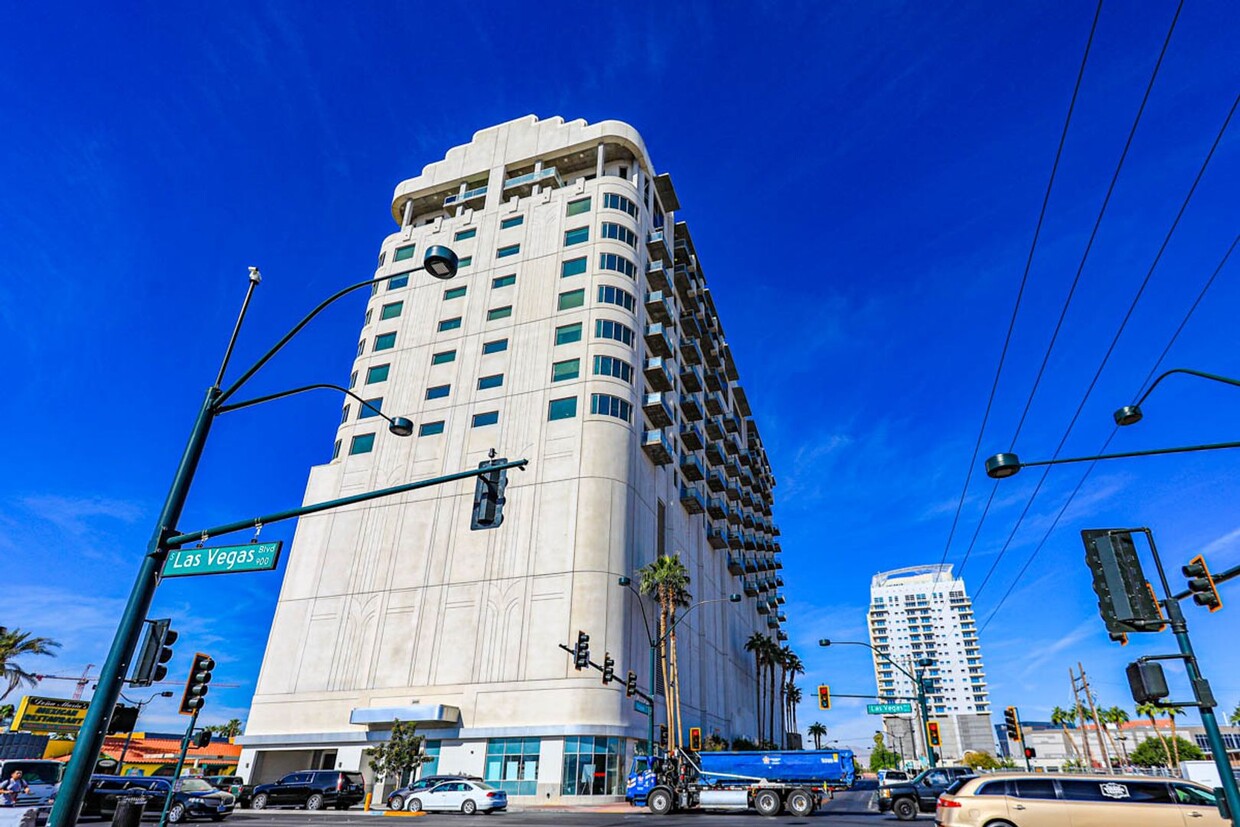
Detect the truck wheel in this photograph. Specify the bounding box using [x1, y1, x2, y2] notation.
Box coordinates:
[786, 788, 814, 817]
[893, 797, 918, 820]
[647, 787, 674, 815]
[754, 788, 782, 817]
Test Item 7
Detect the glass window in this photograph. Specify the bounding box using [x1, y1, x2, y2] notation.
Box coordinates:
[357, 341, 365, 357]
[566, 197, 591, 216]
[472, 411, 499, 427]
[598, 253, 636, 278]
[591, 393, 632, 422]
[340, 404, 350, 424]
[444, 286, 467, 300]
[483, 339, 508, 354]
[597, 285, 635, 312]
[378, 251, 386, 266]
[601, 222, 637, 247]
[432, 350, 456, 365]
[1012, 779, 1058, 800]
[349, 370, 357, 389]
[592, 355, 633, 383]
[1172, 784, 1217, 806]
[454, 228, 477, 241]
[561, 257, 587, 277]
[974, 780, 1007, 796]
[564, 227, 589, 246]
[366, 364, 390, 384]
[349, 433, 376, 455]
[438, 317, 462, 332]
[419, 421, 445, 437]
[497, 244, 520, 258]
[387, 272, 410, 289]
[555, 323, 582, 345]
[594, 319, 634, 346]
[364, 308, 372, 326]
[500, 216, 524, 229]
[558, 289, 585, 310]
[359, 397, 383, 418]
[425, 385, 450, 400]
[374, 332, 397, 351]
[488, 306, 513, 321]
[552, 359, 580, 382]
[381, 301, 403, 320]
[602, 193, 638, 218]
[548, 397, 577, 421]
[485, 737, 541, 796]
[417, 742, 442, 781]
[458, 256, 473, 268]
[477, 374, 504, 390]
[394, 244, 416, 261]
[492, 274, 516, 288]
[561, 736, 624, 796]
[332, 439, 341, 460]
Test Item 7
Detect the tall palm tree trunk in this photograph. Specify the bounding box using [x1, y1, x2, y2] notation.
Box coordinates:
[767, 661, 776, 747]
[753, 652, 763, 743]
[1169, 713, 1181, 768]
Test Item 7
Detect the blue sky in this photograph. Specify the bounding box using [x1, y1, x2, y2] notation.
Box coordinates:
[1, 1, 1237, 752]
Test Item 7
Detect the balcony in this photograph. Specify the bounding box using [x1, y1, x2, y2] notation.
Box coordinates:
[706, 469, 726, 493]
[756, 601, 770, 616]
[674, 264, 695, 302]
[679, 393, 704, 422]
[647, 260, 670, 292]
[742, 510, 755, 528]
[777, 630, 788, 642]
[680, 313, 702, 339]
[680, 453, 705, 482]
[740, 490, 755, 509]
[725, 480, 743, 502]
[642, 392, 675, 428]
[727, 553, 745, 576]
[679, 484, 705, 514]
[646, 229, 669, 261]
[708, 525, 729, 550]
[728, 530, 743, 549]
[724, 459, 741, 479]
[641, 429, 673, 465]
[743, 532, 757, 550]
[680, 364, 703, 393]
[707, 497, 729, 520]
[644, 324, 674, 359]
[743, 578, 759, 597]
[680, 424, 704, 451]
[727, 505, 742, 525]
[705, 441, 725, 467]
[766, 617, 780, 630]
[645, 291, 674, 324]
[703, 342, 723, 368]
[643, 357, 674, 393]
[679, 336, 703, 366]
[724, 415, 742, 434]
[443, 185, 488, 208]
[502, 167, 562, 198]
[705, 391, 727, 417]
[705, 369, 726, 393]
[705, 416, 725, 441]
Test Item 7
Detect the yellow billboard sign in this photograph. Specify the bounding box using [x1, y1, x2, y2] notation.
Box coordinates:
[11, 695, 90, 734]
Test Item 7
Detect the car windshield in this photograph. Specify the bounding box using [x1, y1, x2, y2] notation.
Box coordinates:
[177, 779, 215, 792]
[4, 763, 61, 785]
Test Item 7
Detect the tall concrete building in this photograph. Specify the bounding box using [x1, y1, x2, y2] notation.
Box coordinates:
[868, 565, 992, 763]
[238, 116, 786, 799]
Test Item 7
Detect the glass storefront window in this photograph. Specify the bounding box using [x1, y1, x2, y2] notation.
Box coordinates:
[485, 738, 540, 795]
[561, 736, 624, 796]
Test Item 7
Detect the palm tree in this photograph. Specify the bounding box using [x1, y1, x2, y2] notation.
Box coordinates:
[1100, 706, 1130, 765]
[765, 637, 779, 747]
[784, 652, 804, 740]
[776, 646, 795, 747]
[1136, 702, 1174, 767]
[638, 556, 691, 753]
[208, 719, 244, 739]
[807, 722, 827, 750]
[786, 685, 803, 740]
[0, 627, 61, 700]
[744, 633, 767, 743]
[1050, 706, 1079, 761]
[1230, 703, 1240, 726]
[1164, 705, 1186, 767]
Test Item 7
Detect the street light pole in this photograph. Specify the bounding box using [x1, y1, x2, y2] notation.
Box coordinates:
[116, 690, 174, 775]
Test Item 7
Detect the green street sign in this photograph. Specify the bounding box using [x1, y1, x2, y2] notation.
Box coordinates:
[634, 700, 652, 715]
[162, 542, 283, 578]
[867, 702, 913, 715]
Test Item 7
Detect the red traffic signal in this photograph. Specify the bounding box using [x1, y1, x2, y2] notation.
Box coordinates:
[689, 727, 702, 751]
[1024, 747, 1036, 759]
[817, 685, 831, 710]
[927, 721, 941, 748]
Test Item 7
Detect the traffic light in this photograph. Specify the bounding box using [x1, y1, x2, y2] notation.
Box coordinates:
[470, 457, 509, 530]
[602, 653, 615, 684]
[927, 722, 941, 748]
[625, 670, 638, 698]
[179, 653, 215, 715]
[193, 729, 213, 749]
[1126, 660, 1170, 705]
[817, 685, 831, 710]
[1081, 530, 1164, 633]
[132, 618, 177, 687]
[659, 725, 668, 749]
[689, 727, 702, 751]
[573, 631, 590, 670]
[107, 705, 139, 735]
[1004, 706, 1022, 742]
[1024, 747, 1037, 760]
[1183, 555, 1222, 612]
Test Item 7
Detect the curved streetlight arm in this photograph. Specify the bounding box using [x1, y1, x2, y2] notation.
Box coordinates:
[217, 382, 400, 427]
[658, 596, 739, 647]
[1130, 368, 1240, 409]
[214, 268, 425, 407]
[619, 579, 656, 648]
[821, 640, 920, 684]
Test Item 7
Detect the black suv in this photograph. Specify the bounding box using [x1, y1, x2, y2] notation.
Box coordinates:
[250, 770, 365, 811]
[876, 766, 975, 820]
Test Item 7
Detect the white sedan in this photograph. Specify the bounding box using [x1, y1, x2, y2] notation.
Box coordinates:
[405, 780, 508, 814]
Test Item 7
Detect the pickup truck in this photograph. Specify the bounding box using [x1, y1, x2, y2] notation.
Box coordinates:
[877, 766, 975, 820]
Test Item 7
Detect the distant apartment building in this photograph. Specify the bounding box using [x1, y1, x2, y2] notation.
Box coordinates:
[868, 565, 992, 762]
[237, 116, 786, 800]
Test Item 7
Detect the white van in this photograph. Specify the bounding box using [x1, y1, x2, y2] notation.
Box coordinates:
[0, 759, 63, 806]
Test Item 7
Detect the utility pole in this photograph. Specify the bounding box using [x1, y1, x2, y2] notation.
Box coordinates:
[1070, 667, 1095, 770]
[1079, 664, 1110, 770]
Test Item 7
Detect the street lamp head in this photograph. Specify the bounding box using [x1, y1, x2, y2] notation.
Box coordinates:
[985, 453, 1022, 479]
[387, 416, 415, 437]
[728, 593, 742, 603]
[818, 639, 831, 647]
[423, 245, 459, 279]
[916, 658, 934, 668]
[159, 691, 174, 698]
[617, 576, 632, 587]
[1113, 404, 1143, 427]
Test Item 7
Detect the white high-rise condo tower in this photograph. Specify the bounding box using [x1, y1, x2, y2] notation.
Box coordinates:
[239, 116, 786, 800]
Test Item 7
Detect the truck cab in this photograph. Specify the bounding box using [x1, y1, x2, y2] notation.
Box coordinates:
[624, 755, 665, 806]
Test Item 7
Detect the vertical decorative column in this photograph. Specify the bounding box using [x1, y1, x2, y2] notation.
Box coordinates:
[596, 143, 605, 178]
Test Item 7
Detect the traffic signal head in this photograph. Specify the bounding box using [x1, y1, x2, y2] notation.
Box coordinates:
[1126, 660, 1170, 705]
[1024, 747, 1037, 760]
[1081, 530, 1165, 633]
[573, 631, 590, 670]
[1004, 706, 1022, 742]
[625, 670, 638, 698]
[107, 705, 140, 735]
[1183, 556, 1222, 612]
[689, 727, 702, 751]
[132, 619, 177, 687]
[602, 653, 615, 684]
[193, 729, 213, 749]
[927, 721, 941, 748]
[470, 459, 509, 530]
[818, 685, 831, 710]
[180, 653, 215, 715]
[659, 725, 668, 749]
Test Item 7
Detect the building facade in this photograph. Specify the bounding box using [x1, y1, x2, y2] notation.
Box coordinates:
[868, 565, 992, 764]
[238, 116, 785, 800]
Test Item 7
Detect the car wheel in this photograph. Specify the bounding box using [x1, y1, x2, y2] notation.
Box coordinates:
[647, 787, 674, 815]
[168, 803, 187, 824]
[754, 788, 782, 817]
[785, 788, 813, 817]
[893, 797, 918, 820]
[252, 793, 269, 810]
[306, 793, 325, 811]
[408, 798, 422, 813]
[388, 795, 405, 812]
[462, 799, 477, 815]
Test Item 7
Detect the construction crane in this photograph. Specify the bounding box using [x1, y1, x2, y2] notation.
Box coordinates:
[34, 664, 238, 698]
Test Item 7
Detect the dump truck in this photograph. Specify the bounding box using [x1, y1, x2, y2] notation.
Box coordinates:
[626, 748, 856, 816]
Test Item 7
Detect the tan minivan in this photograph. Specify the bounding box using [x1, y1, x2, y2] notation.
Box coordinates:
[936, 773, 1226, 826]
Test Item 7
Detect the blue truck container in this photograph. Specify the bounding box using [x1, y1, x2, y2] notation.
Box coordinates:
[696, 749, 855, 788]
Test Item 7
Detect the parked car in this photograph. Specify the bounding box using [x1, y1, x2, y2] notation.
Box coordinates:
[83, 775, 234, 823]
[877, 769, 909, 785]
[0, 759, 62, 808]
[249, 770, 365, 810]
[877, 766, 975, 820]
[403, 780, 507, 814]
[937, 773, 1227, 826]
[387, 775, 482, 811]
[202, 776, 243, 797]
